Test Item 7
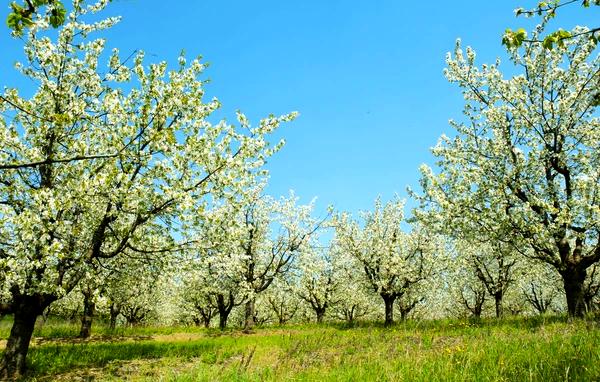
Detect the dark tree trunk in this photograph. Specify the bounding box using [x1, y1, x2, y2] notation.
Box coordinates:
[202, 315, 211, 328]
[561, 266, 587, 318]
[382, 294, 396, 327]
[243, 299, 255, 332]
[400, 308, 409, 321]
[315, 308, 325, 324]
[79, 291, 95, 338]
[473, 305, 483, 318]
[217, 293, 234, 331]
[493, 292, 503, 318]
[68, 308, 78, 323]
[218, 311, 230, 330]
[346, 305, 356, 325]
[109, 303, 119, 330]
[0, 296, 49, 379]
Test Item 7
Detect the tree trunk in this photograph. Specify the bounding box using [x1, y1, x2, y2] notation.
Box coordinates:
[494, 292, 503, 318]
[217, 293, 234, 331]
[0, 296, 47, 379]
[400, 309, 408, 321]
[79, 292, 95, 338]
[109, 303, 119, 330]
[203, 315, 211, 328]
[243, 299, 255, 332]
[218, 309, 230, 330]
[346, 306, 356, 325]
[316, 309, 325, 324]
[561, 266, 587, 318]
[382, 294, 396, 327]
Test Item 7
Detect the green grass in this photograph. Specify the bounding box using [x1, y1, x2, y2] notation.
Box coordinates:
[2, 316, 599, 381]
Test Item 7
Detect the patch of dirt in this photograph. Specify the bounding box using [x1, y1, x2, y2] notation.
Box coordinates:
[33, 334, 153, 346]
[432, 335, 463, 348]
[39, 357, 202, 381]
[152, 332, 206, 342]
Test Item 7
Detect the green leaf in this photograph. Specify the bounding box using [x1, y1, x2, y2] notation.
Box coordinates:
[49, 3, 66, 28]
[502, 28, 528, 48]
[542, 36, 555, 50]
[6, 12, 21, 31]
[9, 2, 23, 13]
[515, 28, 527, 45]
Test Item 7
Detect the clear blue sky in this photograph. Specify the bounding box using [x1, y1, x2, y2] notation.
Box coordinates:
[1, 1, 597, 215]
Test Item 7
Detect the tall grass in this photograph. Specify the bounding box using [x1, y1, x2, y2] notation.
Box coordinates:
[1, 315, 598, 381]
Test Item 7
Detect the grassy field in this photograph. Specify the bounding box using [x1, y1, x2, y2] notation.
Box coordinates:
[1, 316, 599, 381]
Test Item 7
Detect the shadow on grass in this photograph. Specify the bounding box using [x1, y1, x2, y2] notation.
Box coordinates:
[26, 339, 220, 379]
[325, 314, 571, 332]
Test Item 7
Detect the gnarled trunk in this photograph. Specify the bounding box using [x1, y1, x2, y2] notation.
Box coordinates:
[218, 310, 231, 330]
[0, 295, 50, 379]
[561, 266, 587, 318]
[79, 291, 95, 338]
[217, 293, 234, 331]
[315, 308, 326, 324]
[382, 294, 396, 327]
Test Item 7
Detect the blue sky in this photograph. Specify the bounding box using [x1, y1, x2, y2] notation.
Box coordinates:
[1, 1, 597, 215]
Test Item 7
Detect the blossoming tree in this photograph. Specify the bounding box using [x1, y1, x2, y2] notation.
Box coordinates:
[334, 197, 439, 326]
[235, 193, 324, 331]
[415, 27, 599, 317]
[0, 0, 295, 376]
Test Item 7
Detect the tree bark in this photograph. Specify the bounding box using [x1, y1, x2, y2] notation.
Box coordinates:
[109, 303, 119, 330]
[315, 309, 325, 324]
[218, 310, 230, 330]
[382, 294, 396, 327]
[79, 291, 95, 338]
[243, 298, 255, 332]
[0, 296, 47, 379]
[202, 315, 211, 328]
[400, 309, 408, 321]
[346, 305, 356, 325]
[561, 266, 587, 318]
[217, 293, 234, 331]
[493, 292, 503, 318]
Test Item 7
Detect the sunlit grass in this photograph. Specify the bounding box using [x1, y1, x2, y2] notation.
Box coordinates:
[2, 315, 599, 381]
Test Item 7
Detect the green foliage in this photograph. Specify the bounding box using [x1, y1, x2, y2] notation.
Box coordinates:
[6, 1, 64, 35]
[502, 28, 528, 48]
[48, 1, 65, 28]
[6, 0, 115, 35]
[542, 29, 573, 49]
[505, 0, 599, 49]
